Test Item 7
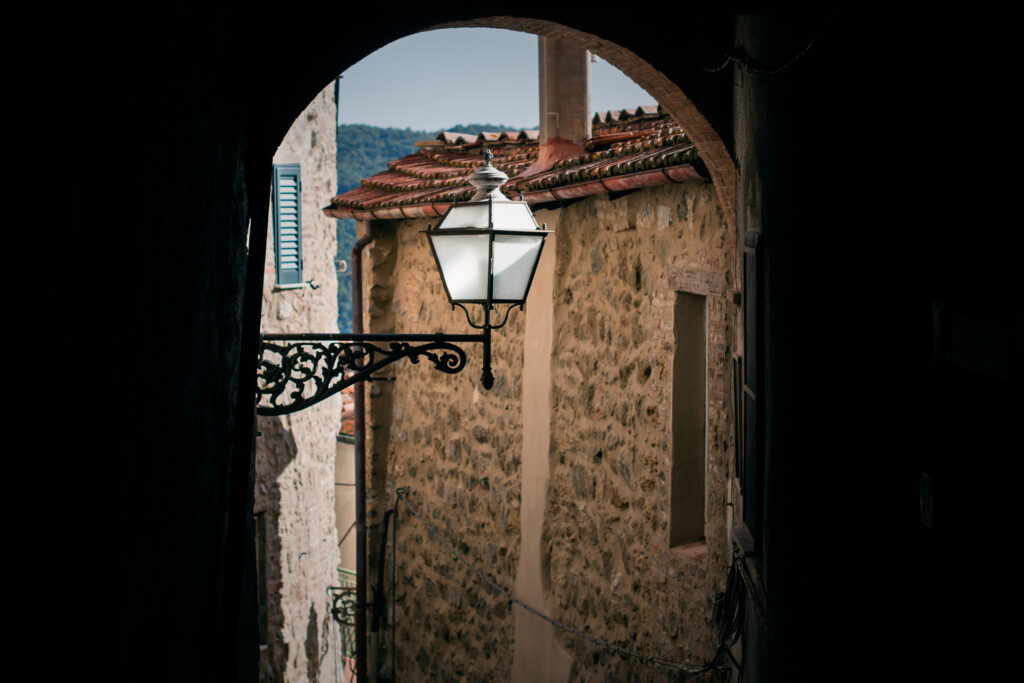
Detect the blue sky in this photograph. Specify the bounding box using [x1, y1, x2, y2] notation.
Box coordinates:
[337, 28, 654, 132]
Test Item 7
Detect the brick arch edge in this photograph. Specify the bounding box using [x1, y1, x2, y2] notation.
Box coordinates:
[431, 16, 737, 235]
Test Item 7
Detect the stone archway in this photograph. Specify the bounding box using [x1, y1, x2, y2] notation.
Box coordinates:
[269, 14, 741, 682]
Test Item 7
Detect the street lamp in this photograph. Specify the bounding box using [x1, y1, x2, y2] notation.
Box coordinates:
[427, 148, 551, 389]
[256, 149, 550, 414]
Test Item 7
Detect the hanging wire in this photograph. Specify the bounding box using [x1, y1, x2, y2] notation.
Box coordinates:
[395, 489, 745, 678]
[337, 521, 356, 548]
[702, 8, 839, 76]
[729, 544, 775, 644]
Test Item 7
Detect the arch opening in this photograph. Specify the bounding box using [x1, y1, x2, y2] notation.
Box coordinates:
[254, 16, 741, 682]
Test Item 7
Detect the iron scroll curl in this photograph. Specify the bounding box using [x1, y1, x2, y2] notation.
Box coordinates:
[256, 333, 482, 416]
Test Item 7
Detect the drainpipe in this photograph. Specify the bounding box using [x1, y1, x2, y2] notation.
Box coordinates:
[370, 508, 394, 683]
[352, 220, 374, 683]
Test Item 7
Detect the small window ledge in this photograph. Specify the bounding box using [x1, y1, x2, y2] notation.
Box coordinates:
[670, 540, 707, 560]
[272, 282, 308, 292]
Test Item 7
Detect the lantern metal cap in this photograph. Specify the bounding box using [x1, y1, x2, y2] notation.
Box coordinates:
[468, 148, 509, 201]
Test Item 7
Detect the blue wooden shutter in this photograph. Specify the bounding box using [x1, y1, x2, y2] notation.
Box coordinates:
[273, 164, 303, 285]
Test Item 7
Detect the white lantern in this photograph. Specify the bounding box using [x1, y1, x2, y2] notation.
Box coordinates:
[427, 149, 550, 308]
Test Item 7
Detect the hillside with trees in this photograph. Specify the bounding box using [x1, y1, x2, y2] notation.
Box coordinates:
[335, 123, 528, 331]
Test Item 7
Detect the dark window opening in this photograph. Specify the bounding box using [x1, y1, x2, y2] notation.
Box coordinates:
[670, 291, 707, 547]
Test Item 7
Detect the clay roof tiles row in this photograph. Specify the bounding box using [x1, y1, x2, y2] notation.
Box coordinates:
[435, 129, 540, 147]
[326, 108, 704, 220]
[592, 104, 662, 124]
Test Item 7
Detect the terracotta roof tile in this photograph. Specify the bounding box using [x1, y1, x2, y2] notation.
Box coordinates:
[327, 109, 704, 220]
[340, 416, 354, 436]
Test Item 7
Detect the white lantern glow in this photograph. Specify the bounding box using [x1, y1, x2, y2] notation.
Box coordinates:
[427, 149, 550, 307]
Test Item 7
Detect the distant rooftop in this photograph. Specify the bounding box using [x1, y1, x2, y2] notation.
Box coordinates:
[325, 106, 706, 221]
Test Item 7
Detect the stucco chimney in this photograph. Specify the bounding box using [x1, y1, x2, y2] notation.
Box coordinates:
[533, 36, 590, 171]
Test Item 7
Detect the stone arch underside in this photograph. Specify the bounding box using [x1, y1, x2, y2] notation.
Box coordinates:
[270, 12, 740, 681]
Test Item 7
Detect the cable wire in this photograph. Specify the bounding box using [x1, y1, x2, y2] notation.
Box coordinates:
[337, 521, 356, 548]
[702, 8, 838, 76]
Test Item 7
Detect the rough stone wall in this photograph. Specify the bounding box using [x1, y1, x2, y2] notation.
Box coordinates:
[365, 218, 525, 680]
[365, 178, 735, 682]
[545, 180, 735, 681]
[254, 82, 342, 683]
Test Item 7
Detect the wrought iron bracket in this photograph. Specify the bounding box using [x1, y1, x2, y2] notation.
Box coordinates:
[256, 332, 488, 416]
[452, 302, 521, 331]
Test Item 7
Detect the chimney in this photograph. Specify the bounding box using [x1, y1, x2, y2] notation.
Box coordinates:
[532, 36, 591, 172]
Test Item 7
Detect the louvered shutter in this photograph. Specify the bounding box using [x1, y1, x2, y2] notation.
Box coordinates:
[273, 164, 303, 285]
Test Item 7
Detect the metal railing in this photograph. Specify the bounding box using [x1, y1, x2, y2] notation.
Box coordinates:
[328, 568, 358, 683]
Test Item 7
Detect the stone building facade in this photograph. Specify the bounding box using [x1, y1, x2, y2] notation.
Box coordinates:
[543, 181, 735, 679]
[328, 109, 738, 681]
[254, 83, 343, 683]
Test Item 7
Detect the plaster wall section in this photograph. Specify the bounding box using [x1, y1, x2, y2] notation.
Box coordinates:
[544, 180, 735, 681]
[365, 217, 525, 681]
[254, 82, 342, 683]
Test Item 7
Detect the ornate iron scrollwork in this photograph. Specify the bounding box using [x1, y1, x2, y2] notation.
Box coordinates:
[330, 585, 358, 627]
[452, 302, 521, 331]
[256, 333, 484, 416]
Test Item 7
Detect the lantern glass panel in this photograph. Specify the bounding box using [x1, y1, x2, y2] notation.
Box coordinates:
[438, 203, 491, 229]
[490, 201, 538, 231]
[429, 232, 490, 301]
[492, 233, 544, 302]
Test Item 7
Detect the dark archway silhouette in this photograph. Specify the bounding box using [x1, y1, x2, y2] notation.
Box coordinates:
[56, 7, 1019, 683]
[261, 18, 739, 681]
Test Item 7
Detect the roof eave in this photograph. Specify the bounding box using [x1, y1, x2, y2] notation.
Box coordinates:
[323, 163, 703, 220]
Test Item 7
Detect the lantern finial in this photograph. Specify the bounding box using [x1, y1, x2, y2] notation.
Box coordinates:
[468, 149, 508, 201]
